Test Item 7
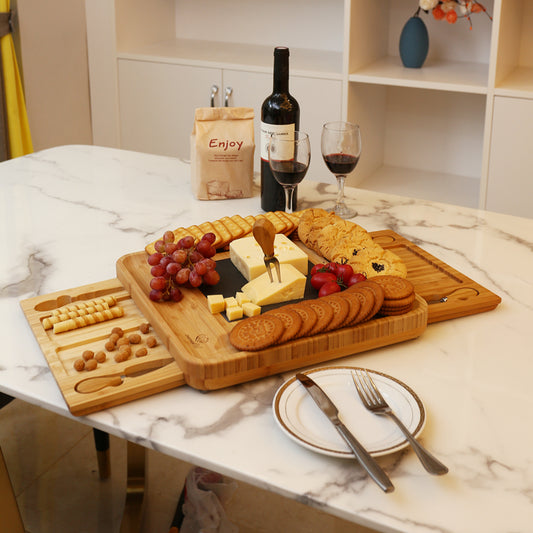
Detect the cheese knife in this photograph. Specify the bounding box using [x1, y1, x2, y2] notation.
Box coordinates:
[75, 358, 175, 394]
[253, 218, 282, 283]
[296, 372, 394, 493]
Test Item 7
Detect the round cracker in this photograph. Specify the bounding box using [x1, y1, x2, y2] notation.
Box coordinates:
[266, 308, 303, 344]
[371, 275, 414, 300]
[337, 291, 361, 327]
[284, 302, 318, 338]
[306, 299, 334, 336]
[321, 294, 350, 332]
[229, 315, 284, 351]
[346, 288, 374, 325]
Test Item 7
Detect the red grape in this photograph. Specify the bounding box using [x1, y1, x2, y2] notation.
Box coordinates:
[203, 269, 220, 286]
[172, 249, 188, 264]
[175, 268, 190, 285]
[151, 264, 165, 277]
[178, 236, 194, 249]
[196, 239, 216, 258]
[189, 271, 203, 288]
[166, 262, 181, 275]
[165, 243, 178, 255]
[150, 276, 167, 291]
[163, 230, 175, 244]
[189, 250, 204, 264]
[170, 287, 183, 302]
[202, 232, 216, 244]
[149, 289, 163, 302]
[147, 252, 163, 266]
[154, 240, 165, 253]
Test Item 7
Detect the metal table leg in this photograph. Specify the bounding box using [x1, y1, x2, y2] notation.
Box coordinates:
[119, 441, 146, 533]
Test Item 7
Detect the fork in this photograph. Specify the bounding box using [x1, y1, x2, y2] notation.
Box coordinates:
[253, 218, 282, 282]
[352, 370, 448, 475]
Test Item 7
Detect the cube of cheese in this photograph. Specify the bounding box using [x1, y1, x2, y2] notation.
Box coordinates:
[224, 296, 238, 309]
[226, 306, 243, 321]
[235, 291, 251, 306]
[241, 264, 306, 306]
[207, 294, 225, 314]
[242, 302, 261, 317]
[230, 234, 308, 281]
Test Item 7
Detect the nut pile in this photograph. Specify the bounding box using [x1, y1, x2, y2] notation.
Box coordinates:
[73, 323, 158, 372]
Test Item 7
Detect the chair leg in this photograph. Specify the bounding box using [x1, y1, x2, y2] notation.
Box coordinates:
[93, 428, 110, 479]
[0, 446, 25, 533]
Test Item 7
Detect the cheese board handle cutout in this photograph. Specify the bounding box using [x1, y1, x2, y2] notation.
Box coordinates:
[253, 218, 276, 257]
[76, 375, 124, 393]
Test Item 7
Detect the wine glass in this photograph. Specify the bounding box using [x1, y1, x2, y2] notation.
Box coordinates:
[321, 122, 361, 219]
[268, 131, 311, 214]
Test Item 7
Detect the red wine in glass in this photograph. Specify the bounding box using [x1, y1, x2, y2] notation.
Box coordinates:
[268, 131, 310, 214]
[270, 160, 309, 186]
[323, 153, 359, 175]
[321, 122, 361, 219]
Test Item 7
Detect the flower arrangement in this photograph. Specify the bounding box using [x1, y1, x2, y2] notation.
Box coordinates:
[417, 1, 492, 29]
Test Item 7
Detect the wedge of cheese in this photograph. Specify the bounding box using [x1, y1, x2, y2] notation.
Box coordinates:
[241, 264, 306, 306]
[230, 234, 308, 281]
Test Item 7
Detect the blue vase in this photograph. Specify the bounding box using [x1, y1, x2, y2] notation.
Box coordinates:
[399, 16, 429, 68]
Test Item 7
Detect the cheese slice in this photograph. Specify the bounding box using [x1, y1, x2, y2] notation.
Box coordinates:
[241, 264, 306, 306]
[207, 294, 225, 314]
[230, 234, 308, 281]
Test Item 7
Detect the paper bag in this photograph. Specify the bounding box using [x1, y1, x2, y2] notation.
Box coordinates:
[191, 107, 255, 200]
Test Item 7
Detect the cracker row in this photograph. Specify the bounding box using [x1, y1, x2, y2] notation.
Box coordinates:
[145, 211, 303, 254]
[52, 306, 124, 334]
[44, 303, 112, 330]
[51, 296, 117, 316]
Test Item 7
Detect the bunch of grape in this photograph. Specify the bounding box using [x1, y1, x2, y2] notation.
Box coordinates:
[147, 231, 221, 302]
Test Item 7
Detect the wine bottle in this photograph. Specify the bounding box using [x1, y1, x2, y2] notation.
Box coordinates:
[260, 47, 300, 212]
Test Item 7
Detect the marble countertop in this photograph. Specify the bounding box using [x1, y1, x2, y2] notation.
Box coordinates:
[1, 145, 532, 533]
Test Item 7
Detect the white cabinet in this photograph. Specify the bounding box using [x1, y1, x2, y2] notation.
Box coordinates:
[85, 0, 533, 216]
[118, 60, 219, 159]
[486, 96, 533, 218]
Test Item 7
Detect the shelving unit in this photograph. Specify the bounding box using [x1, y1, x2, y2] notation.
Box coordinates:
[85, 0, 533, 217]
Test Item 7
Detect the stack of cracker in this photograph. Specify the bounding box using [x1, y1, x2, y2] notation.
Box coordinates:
[145, 211, 301, 254]
[228, 276, 415, 351]
[371, 276, 416, 316]
[297, 208, 407, 278]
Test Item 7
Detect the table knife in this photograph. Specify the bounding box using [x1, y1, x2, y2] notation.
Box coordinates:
[75, 358, 175, 394]
[295, 372, 394, 493]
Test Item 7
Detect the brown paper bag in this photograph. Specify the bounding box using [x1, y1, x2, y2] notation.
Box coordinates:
[191, 107, 255, 200]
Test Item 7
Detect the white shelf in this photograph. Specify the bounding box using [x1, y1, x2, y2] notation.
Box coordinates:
[495, 66, 533, 98]
[357, 165, 480, 209]
[118, 39, 343, 80]
[349, 56, 489, 94]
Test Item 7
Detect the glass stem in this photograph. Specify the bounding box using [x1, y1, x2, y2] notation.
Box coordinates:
[284, 186, 295, 214]
[336, 174, 347, 207]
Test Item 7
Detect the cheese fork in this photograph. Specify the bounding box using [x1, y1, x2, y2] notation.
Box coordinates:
[253, 218, 281, 283]
[352, 370, 448, 476]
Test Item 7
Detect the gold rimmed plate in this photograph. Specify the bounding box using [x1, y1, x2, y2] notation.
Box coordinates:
[273, 366, 425, 458]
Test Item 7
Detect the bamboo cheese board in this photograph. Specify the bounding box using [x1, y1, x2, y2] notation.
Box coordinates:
[20, 279, 186, 416]
[21, 230, 500, 415]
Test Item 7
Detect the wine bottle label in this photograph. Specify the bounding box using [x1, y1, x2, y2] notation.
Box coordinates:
[260, 122, 295, 161]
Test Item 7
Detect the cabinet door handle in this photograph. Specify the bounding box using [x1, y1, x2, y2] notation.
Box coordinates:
[210, 85, 219, 107]
[224, 86, 233, 107]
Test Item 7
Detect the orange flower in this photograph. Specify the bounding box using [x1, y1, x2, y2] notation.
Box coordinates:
[432, 6, 445, 19]
[446, 9, 458, 23]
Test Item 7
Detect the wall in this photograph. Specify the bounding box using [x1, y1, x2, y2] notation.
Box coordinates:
[15, 0, 92, 152]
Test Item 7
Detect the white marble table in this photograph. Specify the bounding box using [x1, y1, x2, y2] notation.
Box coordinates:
[1, 145, 533, 533]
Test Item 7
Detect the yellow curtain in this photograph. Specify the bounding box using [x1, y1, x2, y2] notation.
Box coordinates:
[1, 0, 32, 158]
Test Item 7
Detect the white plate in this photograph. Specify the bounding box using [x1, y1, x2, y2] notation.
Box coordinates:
[273, 366, 425, 458]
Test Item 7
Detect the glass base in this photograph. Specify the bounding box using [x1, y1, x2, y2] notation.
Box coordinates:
[333, 202, 357, 219]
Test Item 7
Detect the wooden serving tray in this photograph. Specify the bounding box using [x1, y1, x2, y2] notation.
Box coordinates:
[369, 231, 501, 323]
[20, 279, 186, 416]
[116, 247, 428, 391]
[21, 230, 500, 415]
